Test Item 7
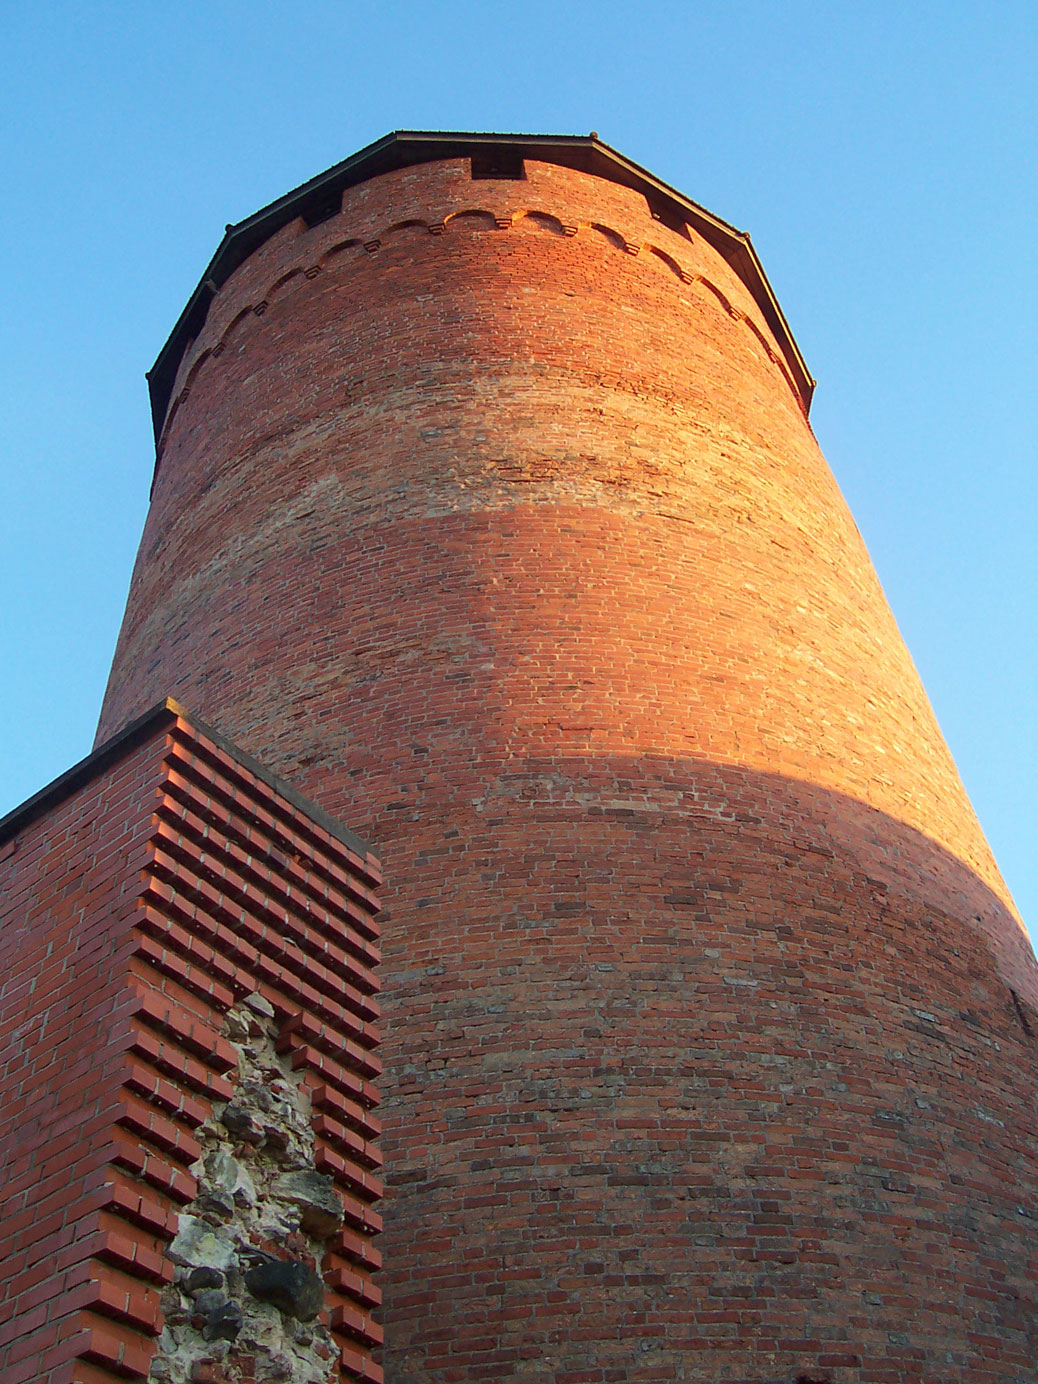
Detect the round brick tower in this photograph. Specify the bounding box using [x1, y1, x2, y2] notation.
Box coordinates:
[98, 134, 1038, 1382]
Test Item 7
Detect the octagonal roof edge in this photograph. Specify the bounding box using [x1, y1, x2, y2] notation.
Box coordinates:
[146, 130, 816, 443]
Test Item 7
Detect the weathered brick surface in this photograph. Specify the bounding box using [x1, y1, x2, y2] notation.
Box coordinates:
[0, 705, 381, 1383]
[97, 154, 1038, 1381]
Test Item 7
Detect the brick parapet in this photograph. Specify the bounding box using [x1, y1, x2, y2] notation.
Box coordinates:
[0, 704, 381, 1383]
[158, 158, 802, 473]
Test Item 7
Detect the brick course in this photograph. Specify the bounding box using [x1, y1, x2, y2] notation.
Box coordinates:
[95, 150, 1037, 1381]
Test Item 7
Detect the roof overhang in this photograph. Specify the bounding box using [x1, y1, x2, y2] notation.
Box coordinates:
[147, 131, 815, 442]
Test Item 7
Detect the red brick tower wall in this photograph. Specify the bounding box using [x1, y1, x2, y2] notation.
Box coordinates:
[97, 153, 1038, 1382]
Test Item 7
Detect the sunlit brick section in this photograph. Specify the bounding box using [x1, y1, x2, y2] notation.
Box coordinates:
[0, 700, 381, 1384]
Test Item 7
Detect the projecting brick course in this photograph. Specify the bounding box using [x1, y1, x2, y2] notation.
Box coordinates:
[96, 148, 1038, 1381]
[0, 703, 381, 1383]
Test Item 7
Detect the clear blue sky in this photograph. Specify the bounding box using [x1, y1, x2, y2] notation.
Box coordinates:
[2, 2, 1035, 940]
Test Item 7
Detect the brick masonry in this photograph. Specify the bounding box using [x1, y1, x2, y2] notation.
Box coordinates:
[0, 702, 382, 1383]
[94, 150, 1038, 1380]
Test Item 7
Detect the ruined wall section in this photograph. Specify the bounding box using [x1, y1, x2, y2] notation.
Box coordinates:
[0, 704, 381, 1384]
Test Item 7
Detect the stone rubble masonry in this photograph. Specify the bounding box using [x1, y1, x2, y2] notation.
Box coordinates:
[0, 700, 382, 1384]
[91, 139, 1038, 1379]
[149, 994, 376, 1383]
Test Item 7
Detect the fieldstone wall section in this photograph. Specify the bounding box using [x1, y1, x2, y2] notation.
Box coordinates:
[0, 701, 382, 1384]
[150, 997, 364, 1382]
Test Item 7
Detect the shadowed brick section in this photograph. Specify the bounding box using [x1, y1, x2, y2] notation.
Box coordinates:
[0, 701, 381, 1384]
[96, 139, 1038, 1380]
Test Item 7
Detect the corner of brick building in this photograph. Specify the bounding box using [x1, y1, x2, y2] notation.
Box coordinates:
[0, 701, 383, 1384]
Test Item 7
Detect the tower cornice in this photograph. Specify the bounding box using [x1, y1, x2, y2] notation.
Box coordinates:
[146, 130, 815, 440]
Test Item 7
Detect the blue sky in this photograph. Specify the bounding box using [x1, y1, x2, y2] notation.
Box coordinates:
[2, 2, 1035, 939]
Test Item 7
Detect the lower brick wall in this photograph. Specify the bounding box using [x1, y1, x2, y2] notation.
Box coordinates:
[0, 701, 382, 1384]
